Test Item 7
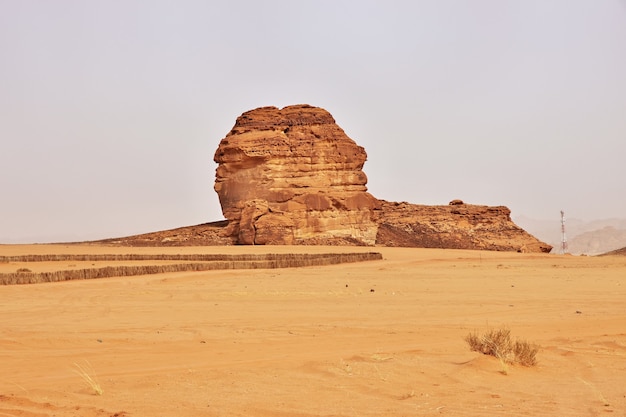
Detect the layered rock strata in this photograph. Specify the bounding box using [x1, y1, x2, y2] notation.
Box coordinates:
[213, 104, 552, 252]
[374, 201, 552, 252]
[214, 105, 380, 245]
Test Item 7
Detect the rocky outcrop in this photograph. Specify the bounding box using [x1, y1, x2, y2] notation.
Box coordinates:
[601, 246, 626, 256]
[214, 105, 380, 245]
[94, 221, 235, 246]
[213, 104, 552, 252]
[374, 201, 552, 253]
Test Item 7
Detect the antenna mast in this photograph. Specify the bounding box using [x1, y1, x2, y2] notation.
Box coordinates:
[560, 210, 568, 254]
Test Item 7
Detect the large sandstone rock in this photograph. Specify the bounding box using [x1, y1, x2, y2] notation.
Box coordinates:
[214, 105, 380, 245]
[213, 104, 552, 253]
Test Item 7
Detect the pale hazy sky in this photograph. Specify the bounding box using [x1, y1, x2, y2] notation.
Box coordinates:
[1, 1, 625, 243]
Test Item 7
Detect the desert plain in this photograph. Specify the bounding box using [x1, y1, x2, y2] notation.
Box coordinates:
[1, 244, 625, 416]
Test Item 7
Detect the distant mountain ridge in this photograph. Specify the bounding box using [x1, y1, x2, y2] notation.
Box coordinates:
[601, 246, 626, 256]
[514, 216, 626, 255]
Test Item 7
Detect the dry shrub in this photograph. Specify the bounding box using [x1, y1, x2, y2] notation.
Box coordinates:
[512, 339, 538, 366]
[465, 327, 538, 367]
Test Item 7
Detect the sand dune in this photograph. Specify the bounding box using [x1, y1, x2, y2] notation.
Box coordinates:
[1, 244, 625, 416]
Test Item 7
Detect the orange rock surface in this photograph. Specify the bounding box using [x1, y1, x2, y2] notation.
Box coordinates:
[214, 105, 379, 245]
[374, 200, 552, 253]
[213, 105, 551, 252]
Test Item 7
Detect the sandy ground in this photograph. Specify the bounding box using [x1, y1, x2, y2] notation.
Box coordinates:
[1, 244, 625, 417]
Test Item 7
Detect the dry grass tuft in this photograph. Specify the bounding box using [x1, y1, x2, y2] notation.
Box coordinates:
[465, 327, 538, 370]
[73, 360, 103, 395]
[512, 339, 539, 366]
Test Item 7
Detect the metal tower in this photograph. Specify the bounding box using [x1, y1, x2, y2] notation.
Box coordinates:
[560, 210, 568, 254]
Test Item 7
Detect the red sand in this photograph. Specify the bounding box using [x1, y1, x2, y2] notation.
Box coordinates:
[1, 245, 625, 416]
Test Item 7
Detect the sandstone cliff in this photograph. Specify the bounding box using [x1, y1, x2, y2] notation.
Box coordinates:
[210, 104, 551, 252]
[214, 105, 380, 245]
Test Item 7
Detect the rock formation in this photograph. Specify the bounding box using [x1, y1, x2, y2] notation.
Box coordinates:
[214, 105, 380, 245]
[374, 201, 552, 252]
[601, 246, 626, 256]
[212, 104, 552, 252]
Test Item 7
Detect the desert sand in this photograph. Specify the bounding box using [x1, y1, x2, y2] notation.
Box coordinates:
[1, 244, 624, 416]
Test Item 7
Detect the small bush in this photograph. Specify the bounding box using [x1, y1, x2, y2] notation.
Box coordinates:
[465, 327, 538, 368]
[512, 339, 538, 366]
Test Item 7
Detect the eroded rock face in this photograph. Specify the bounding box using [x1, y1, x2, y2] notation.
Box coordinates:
[373, 201, 552, 253]
[213, 104, 552, 253]
[214, 105, 380, 245]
